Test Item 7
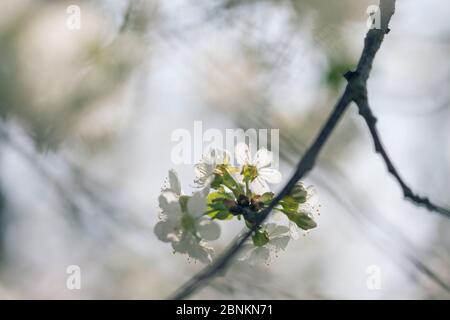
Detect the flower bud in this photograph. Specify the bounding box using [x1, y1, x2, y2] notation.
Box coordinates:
[290, 182, 308, 203]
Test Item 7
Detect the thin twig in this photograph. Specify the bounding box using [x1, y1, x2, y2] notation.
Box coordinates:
[355, 98, 450, 218]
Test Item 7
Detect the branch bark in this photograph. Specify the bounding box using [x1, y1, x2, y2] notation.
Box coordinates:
[355, 94, 450, 218]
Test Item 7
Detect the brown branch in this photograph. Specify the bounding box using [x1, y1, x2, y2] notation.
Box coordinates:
[355, 96, 450, 218]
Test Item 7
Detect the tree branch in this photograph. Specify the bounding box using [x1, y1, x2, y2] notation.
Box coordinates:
[355, 96, 450, 218]
[170, 0, 449, 299]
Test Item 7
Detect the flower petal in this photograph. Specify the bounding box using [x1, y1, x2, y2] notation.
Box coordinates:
[168, 169, 182, 195]
[254, 148, 273, 168]
[154, 221, 176, 242]
[196, 219, 221, 241]
[250, 177, 270, 195]
[270, 235, 290, 251]
[289, 221, 299, 240]
[187, 191, 208, 218]
[158, 191, 182, 220]
[249, 247, 271, 265]
[172, 240, 188, 254]
[235, 143, 251, 165]
[264, 223, 278, 234]
[194, 162, 215, 187]
[269, 225, 290, 237]
[188, 245, 213, 264]
[258, 168, 282, 184]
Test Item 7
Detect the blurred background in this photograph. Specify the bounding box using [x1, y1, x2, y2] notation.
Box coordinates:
[0, 0, 449, 299]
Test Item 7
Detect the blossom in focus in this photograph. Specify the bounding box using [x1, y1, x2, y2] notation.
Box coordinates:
[234, 143, 282, 194]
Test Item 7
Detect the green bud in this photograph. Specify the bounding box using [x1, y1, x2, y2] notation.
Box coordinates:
[241, 164, 258, 183]
[286, 211, 317, 231]
[290, 183, 308, 203]
[260, 192, 274, 204]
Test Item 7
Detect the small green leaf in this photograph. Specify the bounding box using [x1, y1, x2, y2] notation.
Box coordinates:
[210, 175, 223, 190]
[207, 191, 235, 220]
[212, 209, 234, 220]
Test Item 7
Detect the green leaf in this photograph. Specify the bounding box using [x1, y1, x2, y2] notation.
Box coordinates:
[210, 175, 223, 190]
[210, 209, 233, 220]
[207, 191, 235, 220]
[210, 168, 245, 197]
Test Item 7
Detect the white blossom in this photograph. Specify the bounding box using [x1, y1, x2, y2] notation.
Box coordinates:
[194, 148, 231, 187]
[238, 223, 291, 265]
[234, 143, 282, 194]
[155, 170, 220, 263]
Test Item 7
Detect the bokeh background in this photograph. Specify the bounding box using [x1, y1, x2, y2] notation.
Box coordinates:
[0, 0, 449, 299]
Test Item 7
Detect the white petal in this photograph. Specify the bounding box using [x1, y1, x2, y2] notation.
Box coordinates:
[154, 221, 175, 242]
[194, 162, 210, 178]
[235, 143, 251, 165]
[264, 223, 278, 234]
[159, 190, 178, 204]
[172, 236, 190, 254]
[187, 242, 214, 263]
[306, 185, 317, 200]
[187, 191, 208, 218]
[269, 225, 290, 237]
[158, 192, 182, 220]
[270, 235, 290, 251]
[289, 222, 300, 240]
[305, 185, 320, 209]
[249, 247, 271, 265]
[232, 172, 244, 184]
[258, 168, 282, 184]
[250, 177, 270, 195]
[196, 219, 221, 241]
[168, 169, 182, 195]
[271, 211, 284, 221]
[200, 185, 211, 198]
[254, 148, 273, 168]
[194, 163, 215, 187]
